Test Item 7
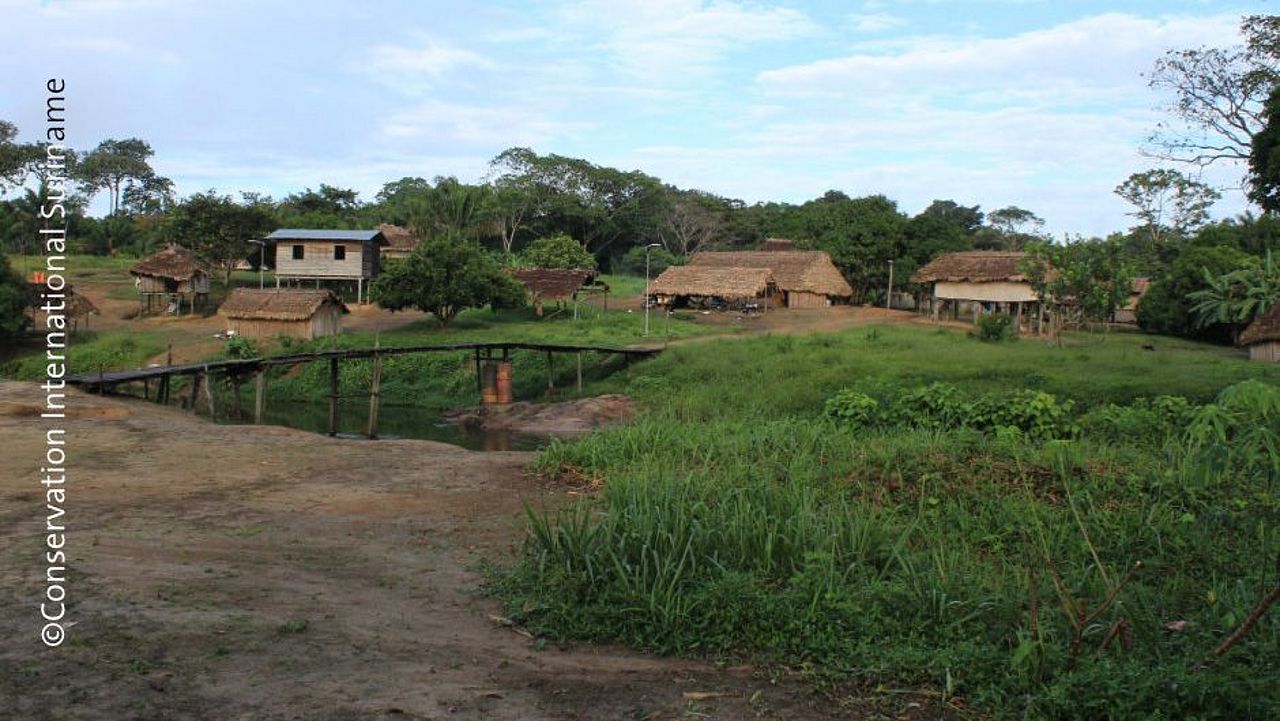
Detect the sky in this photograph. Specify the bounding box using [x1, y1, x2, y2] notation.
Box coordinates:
[0, 0, 1272, 237]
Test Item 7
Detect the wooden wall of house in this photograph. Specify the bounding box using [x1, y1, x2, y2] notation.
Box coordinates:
[1249, 342, 1280, 362]
[311, 305, 342, 338]
[227, 317, 310, 339]
[934, 280, 1038, 303]
[134, 274, 210, 294]
[134, 275, 169, 293]
[363, 242, 380, 278]
[275, 240, 369, 278]
[786, 291, 831, 308]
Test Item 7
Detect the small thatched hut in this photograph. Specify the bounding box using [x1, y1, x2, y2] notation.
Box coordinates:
[130, 245, 211, 314]
[509, 268, 605, 317]
[377, 224, 419, 260]
[912, 251, 1039, 327]
[219, 288, 348, 340]
[648, 265, 776, 309]
[1240, 304, 1280, 362]
[688, 250, 851, 308]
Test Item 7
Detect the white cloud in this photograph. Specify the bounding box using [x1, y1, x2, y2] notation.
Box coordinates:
[380, 99, 592, 148]
[849, 12, 907, 33]
[558, 0, 818, 84]
[364, 39, 497, 92]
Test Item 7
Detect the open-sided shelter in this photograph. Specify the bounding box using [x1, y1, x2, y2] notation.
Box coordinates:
[509, 268, 606, 317]
[647, 265, 776, 309]
[688, 250, 851, 308]
[219, 288, 348, 340]
[1240, 304, 1280, 362]
[129, 245, 211, 315]
[912, 251, 1040, 328]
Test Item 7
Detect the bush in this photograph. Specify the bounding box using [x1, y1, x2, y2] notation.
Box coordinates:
[822, 389, 879, 427]
[518, 233, 596, 270]
[616, 245, 680, 276]
[974, 313, 1015, 342]
[224, 336, 259, 359]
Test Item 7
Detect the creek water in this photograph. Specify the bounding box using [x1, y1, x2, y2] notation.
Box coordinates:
[214, 398, 550, 451]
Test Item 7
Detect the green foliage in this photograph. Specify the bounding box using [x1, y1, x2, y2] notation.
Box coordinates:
[1138, 245, 1255, 341]
[1188, 250, 1279, 336]
[822, 389, 879, 427]
[168, 191, 276, 282]
[975, 313, 1015, 342]
[616, 245, 680, 276]
[223, 336, 258, 359]
[0, 248, 31, 338]
[369, 232, 526, 327]
[518, 232, 596, 270]
[1249, 85, 1280, 213]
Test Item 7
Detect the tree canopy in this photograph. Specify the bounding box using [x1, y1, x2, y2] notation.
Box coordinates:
[369, 233, 525, 328]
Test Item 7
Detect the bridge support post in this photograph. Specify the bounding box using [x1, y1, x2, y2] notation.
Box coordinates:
[327, 358, 339, 437]
[254, 370, 266, 424]
[367, 351, 381, 439]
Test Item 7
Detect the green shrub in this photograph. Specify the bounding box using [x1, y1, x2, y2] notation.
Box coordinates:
[224, 336, 259, 359]
[822, 389, 879, 427]
[974, 313, 1016, 342]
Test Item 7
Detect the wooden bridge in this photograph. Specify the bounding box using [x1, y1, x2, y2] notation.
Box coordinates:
[66, 341, 661, 438]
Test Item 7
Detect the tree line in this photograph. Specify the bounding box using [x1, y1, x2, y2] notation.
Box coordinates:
[2, 14, 1279, 344]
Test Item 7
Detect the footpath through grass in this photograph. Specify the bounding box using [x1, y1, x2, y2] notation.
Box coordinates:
[493, 325, 1280, 720]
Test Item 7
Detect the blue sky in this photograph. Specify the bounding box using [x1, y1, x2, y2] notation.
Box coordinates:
[0, 0, 1270, 236]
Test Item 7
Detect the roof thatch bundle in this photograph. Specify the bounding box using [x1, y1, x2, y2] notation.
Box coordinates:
[377, 223, 419, 254]
[130, 245, 210, 281]
[66, 293, 98, 318]
[689, 250, 852, 297]
[1240, 304, 1280, 346]
[509, 268, 595, 301]
[759, 238, 796, 252]
[911, 251, 1028, 283]
[648, 265, 774, 299]
[219, 288, 348, 321]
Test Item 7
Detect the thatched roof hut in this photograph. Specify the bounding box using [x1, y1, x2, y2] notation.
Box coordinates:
[911, 251, 1028, 283]
[510, 268, 596, 301]
[688, 250, 851, 308]
[648, 266, 775, 308]
[1240, 304, 1280, 362]
[219, 288, 348, 340]
[130, 245, 211, 284]
[377, 223, 419, 259]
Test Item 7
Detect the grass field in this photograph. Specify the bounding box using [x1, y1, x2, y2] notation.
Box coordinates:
[493, 324, 1280, 720]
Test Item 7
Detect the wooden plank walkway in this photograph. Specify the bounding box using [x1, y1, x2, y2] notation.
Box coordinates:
[66, 341, 661, 390]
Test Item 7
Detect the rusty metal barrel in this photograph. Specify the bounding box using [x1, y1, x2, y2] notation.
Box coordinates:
[495, 361, 513, 405]
[481, 362, 500, 405]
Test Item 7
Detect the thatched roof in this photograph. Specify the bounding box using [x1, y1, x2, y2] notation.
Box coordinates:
[130, 245, 210, 281]
[66, 293, 98, 318]
[1131, 277, 1149, 295]
[648, 265, 774, 299]
[377, 223, 419, 254]
[759, 238, 796, 252]
[509, 268, 595, 301]
[689, 250, 852, 297]
[912, 251, 1028, 283]
[1241, 304, 1280, 346]
[219, 288, 348, 322]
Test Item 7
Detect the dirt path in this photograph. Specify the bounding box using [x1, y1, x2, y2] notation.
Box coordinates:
[0, 383, 898, 721]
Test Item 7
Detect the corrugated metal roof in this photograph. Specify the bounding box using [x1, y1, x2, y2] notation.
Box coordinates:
[267, 229, 387, 244]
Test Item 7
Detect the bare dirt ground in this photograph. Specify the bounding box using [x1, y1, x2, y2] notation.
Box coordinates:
[0, 383, 950, 721]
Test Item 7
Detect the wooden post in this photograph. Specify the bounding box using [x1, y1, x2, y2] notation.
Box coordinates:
[576, 352, 583, 392]
[367, 351, 382, 439]
[202, 367, 216, 419]
[231, 375, 243, 420]
[143, 378, 150, 401]
[546, 350, 554, 393]
[188, 372, 200, 412]
[254, 370, 266, 424]
[328, 357, 339, 437]
[474, 347, 483, 397]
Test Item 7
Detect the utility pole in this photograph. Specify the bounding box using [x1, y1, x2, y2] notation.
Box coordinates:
[643, 243, 661, 336]
[885, 259, 894, 315]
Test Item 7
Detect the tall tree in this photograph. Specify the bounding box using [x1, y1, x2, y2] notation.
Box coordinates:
[0, 246, 32, 338]
[982, 206, 1046, 250]
[659, 188, 731, 257]
[0, 120, 28, 192]
[168, 191, 276, 284]
[76, 138, 156, 215]
[920, 199, 984, 234]
[1147, 15, 1280, 167]
[369, 232, 525, 328]
[1248, 85, 1280, 212]
[1115, 168, 1220, 252]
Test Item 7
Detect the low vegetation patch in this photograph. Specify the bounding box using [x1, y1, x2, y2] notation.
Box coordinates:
[492, 325, 1280, 720]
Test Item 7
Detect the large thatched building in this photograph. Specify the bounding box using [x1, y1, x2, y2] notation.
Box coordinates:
[685, 249, 851, 308]
[1240, 304, 1280, 362]
[648, 266, 776, 309]
[130, 245, 211, 315]
[912, 251, 1040, 326]
[219, 288, 348, 340]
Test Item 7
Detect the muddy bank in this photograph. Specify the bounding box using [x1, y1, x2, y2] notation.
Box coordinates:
[444, 393, 635, 435]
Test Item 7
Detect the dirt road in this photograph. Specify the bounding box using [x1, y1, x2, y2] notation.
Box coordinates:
[0, 383, 882, 721]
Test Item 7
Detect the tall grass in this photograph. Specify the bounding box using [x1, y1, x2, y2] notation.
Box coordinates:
[493, 327, 1280, 720]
